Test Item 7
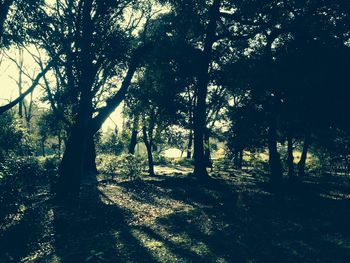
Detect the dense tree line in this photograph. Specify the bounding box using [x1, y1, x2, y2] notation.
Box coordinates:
[0, 0, 349, 206]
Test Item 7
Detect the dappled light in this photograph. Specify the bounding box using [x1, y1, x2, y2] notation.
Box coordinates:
[1, 0, 350, 262]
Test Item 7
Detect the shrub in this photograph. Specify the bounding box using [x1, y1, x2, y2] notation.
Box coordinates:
[96, 154, 119, 175]
[96, 154, 146, 180]
[250, 158, 269, 171]
[117, 154, 146, 180]
[153, 154, 170, 165]
[40, 155, 62, 188]
[0, 155, 43, 219]
[171, 157, 194, 167]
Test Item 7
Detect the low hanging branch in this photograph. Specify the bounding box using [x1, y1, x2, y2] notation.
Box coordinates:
[0, 60, 54, 115]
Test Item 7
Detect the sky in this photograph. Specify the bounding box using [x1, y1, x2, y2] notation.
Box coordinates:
[0, 48, 123, 132]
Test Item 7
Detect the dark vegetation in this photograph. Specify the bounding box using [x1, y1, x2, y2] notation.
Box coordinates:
[0, 0, 350, 262]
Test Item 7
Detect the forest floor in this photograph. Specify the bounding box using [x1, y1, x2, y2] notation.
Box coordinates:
[1, 165, 350, 262]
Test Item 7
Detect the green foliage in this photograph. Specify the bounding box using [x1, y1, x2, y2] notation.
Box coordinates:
[117, 154, 146, 181]
[39, 156, 61, 184]
[171, 157, 193, 167]
[0, 155, 42, 219]
[96, 130, 126, 155]
[0, 111, 24, 156]
[153, 153, 170, 165]
[249, 156, 270, 171]
[96, 154, 120, 175]
[96, 154, 146, 180]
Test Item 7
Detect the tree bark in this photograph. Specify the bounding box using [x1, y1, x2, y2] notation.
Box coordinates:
[42, 141, 46, 157]
[186, 129, 193, 159]
[287, 131, 295, 178]
[142, 126, 155, 177]
[238, 149, 243, 170]
[298, 131, 311, 176]
[84, 135, 98, 174]
[128, 129, 138, 154]
[193, 0, 220, 180]
[267, 117, 283, 188]
[204, 129, 212, 168]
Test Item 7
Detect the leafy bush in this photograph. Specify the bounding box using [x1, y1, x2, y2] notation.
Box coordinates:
[171, 157, 194, 167]
[0, 155, 43, 219]
[213, 158, 232, 170]
[153, 153, 170, 165]
[250, 158, 269, 171]
[96, 154, 146, 180]
[0, 111, 24, 157]
[96, 154, 120, 175]
[117, 154, 146, 180]
[40, 156, 62, 188]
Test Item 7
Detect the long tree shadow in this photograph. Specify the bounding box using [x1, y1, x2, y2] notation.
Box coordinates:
[116, 172, 350, 262]
[0, 185, 54, 262]
[50, 174, 157, 262]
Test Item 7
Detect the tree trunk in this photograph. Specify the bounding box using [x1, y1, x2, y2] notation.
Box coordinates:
[204, 129, 212, 168]
[142, 126, 155, 177]
[233, 151, 238, 168]
[42, 141, 46, 157]
[186, 129, 193, 159]
[287, 132, 294, 178]
[128, 129, 138, 154]
[238, 149, 243, 170]
[58, 132, 62, 158]
[193, 0, 220, 180]
[84, 135, 98, 174]
[298, 131, 311, 176]
[267, 117, 283, 188]
[56, 126, 86, 205]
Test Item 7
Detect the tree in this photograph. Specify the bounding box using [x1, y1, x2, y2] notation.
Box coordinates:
[29, 0, 158, 203]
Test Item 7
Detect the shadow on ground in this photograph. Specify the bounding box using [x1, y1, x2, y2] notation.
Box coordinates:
[1, 167, 350, 262]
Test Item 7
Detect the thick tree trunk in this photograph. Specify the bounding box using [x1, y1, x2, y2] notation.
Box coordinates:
[267, 117, 283, 188]
[142, 126, 155, 177]
[298, 131, 311, 176]
[287, 132, 295, 178]
[128, 129, 138, 154]
[56, 126, 86, 205]
[193, 0, 220, 180]
[84, 135, 98, 174]
[186, 129, 193, 159]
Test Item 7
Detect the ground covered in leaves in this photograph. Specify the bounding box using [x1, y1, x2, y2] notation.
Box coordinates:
[1, 165, 350, 262]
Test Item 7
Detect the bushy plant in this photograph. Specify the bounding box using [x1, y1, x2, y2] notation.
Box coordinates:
[96, 154, 119, 175]
[171, 157, 194, 167]
[0, 111, 24, 157]
[250, 158, 269, 171]
[40, 156, 62, 188]
[213, 158, 232, 170]
[117, 154, 146, 180]
[0, 155, 43, 219]
[153, 153, 170, 165]
[96, 154, 146, 180]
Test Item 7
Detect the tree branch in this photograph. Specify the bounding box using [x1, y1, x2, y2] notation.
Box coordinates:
[90, 43, 153, 134]
[0, 60, 54, 115]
